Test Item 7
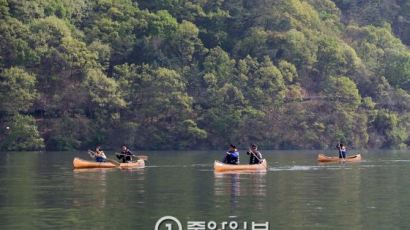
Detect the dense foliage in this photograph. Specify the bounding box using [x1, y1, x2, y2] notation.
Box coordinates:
[1, 0, 410, 150]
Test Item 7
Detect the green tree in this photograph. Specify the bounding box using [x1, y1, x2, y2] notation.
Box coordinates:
[383, 50, 410, 88]
[1, 114, 44, 151]
[115, 64, 205, 149]
[0, 18, 36, 68]
[0, 67, 37, 114]
[0, 0, 9, 19]
[81, 0, 142, 67]
[373, 110, 408, 148]
[322, 76, 361, 111]
[315, 37, 361, 80]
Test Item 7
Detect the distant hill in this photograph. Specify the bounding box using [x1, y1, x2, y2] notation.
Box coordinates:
[1, 0, 410, 150]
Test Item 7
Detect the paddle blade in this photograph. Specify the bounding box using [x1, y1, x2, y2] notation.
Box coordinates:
[135, 155, 148, 161]
[106, 158, 120, 167]
[87, 150, 96, 159]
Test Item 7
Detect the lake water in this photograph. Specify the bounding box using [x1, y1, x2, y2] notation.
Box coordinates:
[1, 150, 410, 229]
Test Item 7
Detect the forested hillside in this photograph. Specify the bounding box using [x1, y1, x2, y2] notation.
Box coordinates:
[1, 0, 410, 150]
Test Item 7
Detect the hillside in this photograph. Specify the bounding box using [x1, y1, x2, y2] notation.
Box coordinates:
[1, 0, 410, 150]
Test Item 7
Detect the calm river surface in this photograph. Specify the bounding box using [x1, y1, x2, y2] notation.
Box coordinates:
[1, 150, 410, 229]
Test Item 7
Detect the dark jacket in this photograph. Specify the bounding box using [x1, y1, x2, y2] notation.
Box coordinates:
[117, 149, 133, 163]
[247, 150, 263, 164]
[121, 149, 132, 156]
[223, 150, 239, 165]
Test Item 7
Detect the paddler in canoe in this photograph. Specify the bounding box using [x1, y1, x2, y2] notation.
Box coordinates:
[215, 144, 267, 172]
[116, 145, 133, 163]
[246, 144, 264, 164]
[337, 143, 347, 159]
[88, 144, 107, 162]
[223, 144, 240, 165]
[318, 142, 361, 163]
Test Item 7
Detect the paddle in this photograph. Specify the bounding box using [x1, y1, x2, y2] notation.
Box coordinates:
[247, 148, 267, 168]
[248, 148, 263, 162]
[336, 144, 346, 161]
[88, 150, 121, 167]
[115, 152, 149, 161]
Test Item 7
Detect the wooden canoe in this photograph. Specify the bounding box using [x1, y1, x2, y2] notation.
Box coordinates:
[73, 157, 145, 169]
[214, 159, 268, 172]
[317, 153, 362, 163]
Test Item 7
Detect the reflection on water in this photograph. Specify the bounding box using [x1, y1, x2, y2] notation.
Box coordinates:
[72, 168, 146, 208]
[214, 173, 241, 209]
[73, 169, 109, 208]
[120, 168, 146, 205]
[214, 172, 267, 211]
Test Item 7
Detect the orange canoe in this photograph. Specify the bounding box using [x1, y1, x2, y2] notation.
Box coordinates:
[317, 153, 361, 163]
[73, 157, 145, 169]
[214, 159, 268, 172]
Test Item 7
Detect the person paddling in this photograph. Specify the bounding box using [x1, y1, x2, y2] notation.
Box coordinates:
[246, 144, 263, 164]
[116, 145, 133, 163]
[223, 144, 239, 165]
[94, 144, 107, 162]
[337, 143, 347, 159]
